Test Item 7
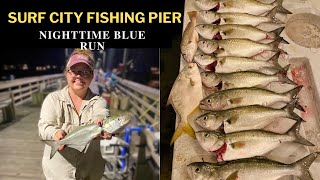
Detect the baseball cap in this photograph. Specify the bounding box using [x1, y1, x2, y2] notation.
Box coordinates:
[66, 53, 94, 71]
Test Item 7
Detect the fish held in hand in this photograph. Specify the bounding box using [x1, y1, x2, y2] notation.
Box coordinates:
[195, 24, 285, 41]
[42, 115, 131, 159]
[196, 121, 314, 161]
[187, 152, 319, 180]
[196, 99, 304, 133]
[167, 63, 203, 144]
[181, 11, 199, 63]
[199, 86, 303, 111]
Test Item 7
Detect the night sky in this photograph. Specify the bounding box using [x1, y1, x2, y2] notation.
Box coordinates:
[0, 48, 159, 83]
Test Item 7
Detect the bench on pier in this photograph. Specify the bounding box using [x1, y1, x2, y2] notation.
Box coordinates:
[0, 92, 15, 123]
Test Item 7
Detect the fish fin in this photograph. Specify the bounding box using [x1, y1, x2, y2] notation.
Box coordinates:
[266, 52, 284, 72]
[265, 7, 283, 24]
[226, 115, 239, 124]
[170, 120, 195, 145]
[293, 152, 319, 180]
[214, 48, 225, 55]
[283, 98, 305, 122]
[190, 78, 196, 86]
[222, 1, 234, 8]
[205, 60, 218, 72]
[253, 84, 267, 88]
[273, 0, 292, 14]
[219, 57, 225, 65]
[277, 71, 296, 85]
[42, 140, 60, 159]
[268, 37, 288, 52]
[286, 121, 314, 146]
[284, 85, 303, 101]
[224, 82, 234, 89]
[228, 97, 243, 105]
[226, 170, 239, 180]
[187, 11, 198, 21]
[222, 29, 234, 36]
[279, 64, 291, 76]
[267, 27, 285, 39]
[230, 141, 246, 149]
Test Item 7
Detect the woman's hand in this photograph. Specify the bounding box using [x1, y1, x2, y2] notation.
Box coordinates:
[95, 118, 113, 140]
[53, 130, 66, 150]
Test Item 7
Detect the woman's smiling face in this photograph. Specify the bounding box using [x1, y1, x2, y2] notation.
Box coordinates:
[66, 63, 93, 91]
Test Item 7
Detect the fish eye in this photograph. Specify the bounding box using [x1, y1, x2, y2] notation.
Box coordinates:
[202, 41, 205, 44]
[202, 25, 205, 28]
[204, 133, 209, 138]
[195, 167, 200, 173]
[205, 11, 208, 14]
[203, 116, 207, 120]
[207, 99, 212, 103]
[200, 55, 204, 57]
[205, 73, 209, 77]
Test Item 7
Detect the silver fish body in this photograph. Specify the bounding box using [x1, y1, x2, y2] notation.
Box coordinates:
[187, 152, 319, 180]
[196, 122, 314, 161]
[43, 115, 130, 159]
[195, 0, 291, 15]
[193, 53, 283, 74]
[195, 24, 284, 41]
[167, 63, 203, 144]
[195, 103, 303, 133]
[199, 86, 302, 111]
[198, 11, 274, 26]
[181, 11, 199, 63]
[197, 38, 284, 57]
[200, 71, 295, 90]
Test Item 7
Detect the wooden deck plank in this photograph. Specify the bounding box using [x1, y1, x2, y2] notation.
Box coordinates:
[0, 104, 45, 179]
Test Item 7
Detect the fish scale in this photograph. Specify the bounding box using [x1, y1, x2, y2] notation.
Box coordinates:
[199, 11, 272, 26]
[196, 122, 314, 162]
[187, 153, 319, 180]
[199, 87, 300, 111]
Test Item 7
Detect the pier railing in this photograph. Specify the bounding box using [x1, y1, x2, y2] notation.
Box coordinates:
[0, 74, 65, 106]
[116, 78, 160, 130]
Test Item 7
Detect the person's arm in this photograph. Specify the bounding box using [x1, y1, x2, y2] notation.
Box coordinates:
[38, 94, 61, 140]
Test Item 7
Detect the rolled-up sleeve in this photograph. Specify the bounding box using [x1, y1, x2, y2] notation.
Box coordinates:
[92, 96, 109, 120]
[38, 94, 59, 140]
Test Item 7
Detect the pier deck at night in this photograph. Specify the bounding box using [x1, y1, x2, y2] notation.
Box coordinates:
[0, 72, 160, 180]
[0, 104, 45, 179]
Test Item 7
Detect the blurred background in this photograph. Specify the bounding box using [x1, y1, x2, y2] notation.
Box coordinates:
[0, 48, 160, 180]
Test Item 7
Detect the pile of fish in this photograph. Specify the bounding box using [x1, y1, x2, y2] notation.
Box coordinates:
[167, 0, 319, 179]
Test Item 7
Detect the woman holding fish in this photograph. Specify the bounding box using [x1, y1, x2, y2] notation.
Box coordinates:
[38, 49, 114, 180]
